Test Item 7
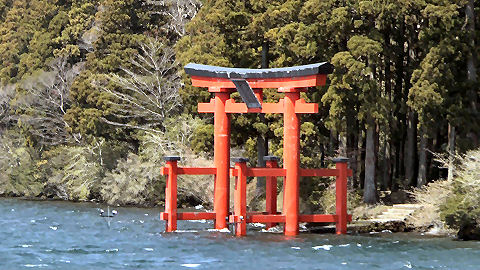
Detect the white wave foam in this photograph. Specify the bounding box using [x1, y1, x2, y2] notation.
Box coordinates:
[188, 220, 207, 223]
[291, 246, 301, 250]
[207, 228, 230, 233]
[261, 226, 283, 233]
[312, 245, 332, 251]
[181, 263, 201, 268]
[24, 264, 48, 268]
[175, 230, 199, 233]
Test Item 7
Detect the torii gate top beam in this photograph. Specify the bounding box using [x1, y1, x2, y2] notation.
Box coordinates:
[184, 62, 334, 90]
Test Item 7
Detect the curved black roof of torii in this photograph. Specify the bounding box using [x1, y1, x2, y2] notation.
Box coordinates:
[184, 62, 334, 79]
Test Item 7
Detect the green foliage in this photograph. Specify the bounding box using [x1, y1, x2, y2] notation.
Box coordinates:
[100, 153, 162, 206]
[65, 0, 172, 140]
[440, 150, 480, 231]
[0, 130, 42, 197]
[0, 0, 479, 212]
[190, 123, 214, 154]
[40, 144, 103, 201]
[315, 182, 363, 214]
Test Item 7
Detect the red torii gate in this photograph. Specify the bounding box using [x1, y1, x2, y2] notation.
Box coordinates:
[160, 63, 352, 236]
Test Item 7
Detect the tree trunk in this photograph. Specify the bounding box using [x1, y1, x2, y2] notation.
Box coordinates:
[466, 0, 477, 93]
[417, 125, 427, 187]
[405, 109, 417, 186]
[382, 139, 391, 190]
[262, 41, 269, 70]
[364, 117, 377, 204]
[350, 128, 359, 188]
[466, 0, 478, 146]
[329, 129, 338, 156]
[448, 123, 456, 181]
[393, 18, 406, 189]
[256, 41, 270, 192]
[359, 131, 366, 189]
[383, 25, 393, 190]
[256, 130, 268, 191]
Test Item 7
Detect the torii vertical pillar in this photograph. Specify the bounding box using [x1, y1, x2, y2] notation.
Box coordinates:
[213, 89, 231, 229]
[282, 88, 302, 236]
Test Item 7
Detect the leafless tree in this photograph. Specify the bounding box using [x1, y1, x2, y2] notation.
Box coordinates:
[148, 0, 201, 37]
[0, 84, 16, 133]
[98, 38, 181, 133]
[18, 57, 83, 145]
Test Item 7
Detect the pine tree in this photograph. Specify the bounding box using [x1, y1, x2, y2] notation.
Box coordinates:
[65, 0, 171, 140]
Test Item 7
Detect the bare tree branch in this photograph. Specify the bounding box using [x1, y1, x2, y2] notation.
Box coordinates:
[17, 57, 84, 145]
[97, 38, 182, 133]
[0, 84, 16, 134]
[148, 0, 201, 37]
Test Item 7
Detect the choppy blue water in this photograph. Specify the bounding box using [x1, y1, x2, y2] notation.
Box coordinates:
[1, 198, 479, 269]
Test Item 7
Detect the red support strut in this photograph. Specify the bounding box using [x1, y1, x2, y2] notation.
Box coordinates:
[264, 156, 279, 229]
[283, 90, 301, 236]
[334, 158, 349, 234]
[213, 89, 231, 229]
[163, 156, 180, 232]
[233, 158, 248, 236]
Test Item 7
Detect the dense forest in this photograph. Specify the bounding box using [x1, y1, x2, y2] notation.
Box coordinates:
[0, 0, 478, 215]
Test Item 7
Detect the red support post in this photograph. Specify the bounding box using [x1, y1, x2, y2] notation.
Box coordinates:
[213, 89, 231, 230]
[283, 90, 301, 236]
[233, 158, 248, 236]
[164, 156, 180, 232]
[264, 156, 279, 229]
[334, 157, 349, 234]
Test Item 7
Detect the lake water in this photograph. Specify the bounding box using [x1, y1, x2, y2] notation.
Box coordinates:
[1, 198, 479, 269]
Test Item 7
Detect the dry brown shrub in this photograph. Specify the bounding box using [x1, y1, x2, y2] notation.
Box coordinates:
[177, 154, 215, 207]
[352, 204, 389, 221]
[409, 179, 453, 232]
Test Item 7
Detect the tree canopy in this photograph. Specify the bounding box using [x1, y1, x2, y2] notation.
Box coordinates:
[0, 0, 478, 208]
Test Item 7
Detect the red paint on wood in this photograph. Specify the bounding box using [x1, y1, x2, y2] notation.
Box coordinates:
[164, 160, 178, 232]
[247, 214, 286, 223]
[234, 161, 247, 236]
[283, 90, 301, 236]
[177, 167, 217, 175]
[335, 162, 349, 234]
[298, 214, 353, 223]
[265, 160, 279, 229]
[213, 90, 231, 230]
[300, 169, 339, 177]
[177, 212, 216, 220]
[191, 74, 327, 89]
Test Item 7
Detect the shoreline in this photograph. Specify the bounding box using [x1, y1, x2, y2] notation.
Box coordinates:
[0, 196, 456, 238]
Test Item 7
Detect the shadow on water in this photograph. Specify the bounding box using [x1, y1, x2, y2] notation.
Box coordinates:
[1, 197, 480, 269]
